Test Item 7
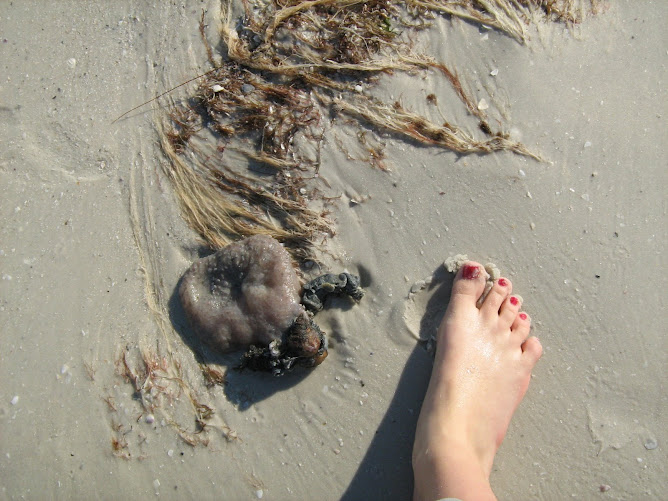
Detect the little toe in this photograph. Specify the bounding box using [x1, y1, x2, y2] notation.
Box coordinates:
[511, 311, 531, 343]
[499, 294, 522, 326]
[449, 262, 488, 307]
[480, 277, 512, 316]
[521, 336, 543, 365]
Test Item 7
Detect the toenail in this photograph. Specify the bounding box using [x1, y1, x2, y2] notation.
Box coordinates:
[498, 278, 508, 287]
[462, 264, 480, 280]
[519, 313, 528, 320]
[510, 296, 519, 306]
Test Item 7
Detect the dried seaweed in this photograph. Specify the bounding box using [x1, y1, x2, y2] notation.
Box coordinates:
[111, 346, 221, 452]
[406, 0, 603, 43]
[327, 94, 539, 158]
[160, 122, 332, 261]
[163, 0, 592, 260]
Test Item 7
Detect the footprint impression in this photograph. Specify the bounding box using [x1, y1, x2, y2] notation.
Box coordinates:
[398, 254, 512, 350]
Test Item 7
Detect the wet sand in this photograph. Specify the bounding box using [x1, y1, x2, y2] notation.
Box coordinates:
[1, 1, 665, 499]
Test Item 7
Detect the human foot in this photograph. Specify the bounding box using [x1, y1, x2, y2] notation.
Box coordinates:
[412, 262, 542, 501]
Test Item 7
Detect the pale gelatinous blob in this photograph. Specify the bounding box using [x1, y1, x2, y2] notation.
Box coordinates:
[179, 235, 305, 353]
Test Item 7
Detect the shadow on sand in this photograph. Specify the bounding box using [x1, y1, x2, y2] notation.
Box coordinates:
[341, 268, 455, 499]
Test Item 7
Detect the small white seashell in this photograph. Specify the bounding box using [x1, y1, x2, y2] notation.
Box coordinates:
[490, 68, 498, 76]
[644, 438, 658, 450]
[410, 280, 426, 294]
[211, 84, 224, 93]
[477, 98, 489, 111]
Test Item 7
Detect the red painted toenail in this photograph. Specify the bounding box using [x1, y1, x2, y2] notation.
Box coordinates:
[519, 313, 528, 320]
[462, 264, 480, 279]
[498, 278, 508, 287]
[510, 296, 519, 306]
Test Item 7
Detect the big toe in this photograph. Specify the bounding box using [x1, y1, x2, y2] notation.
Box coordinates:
[449, 262, 487, 306]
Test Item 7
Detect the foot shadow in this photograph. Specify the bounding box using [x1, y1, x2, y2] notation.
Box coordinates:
[341, 268, 455, 499]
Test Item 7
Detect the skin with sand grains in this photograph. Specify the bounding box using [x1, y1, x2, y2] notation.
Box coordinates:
[412, 261, 542, 501]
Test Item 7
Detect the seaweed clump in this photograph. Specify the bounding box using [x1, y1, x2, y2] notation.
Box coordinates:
[160, 0, 601, 261]
[408, 1, 603, 44]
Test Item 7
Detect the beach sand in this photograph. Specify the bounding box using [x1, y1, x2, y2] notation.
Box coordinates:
[1, 1, 666, 499]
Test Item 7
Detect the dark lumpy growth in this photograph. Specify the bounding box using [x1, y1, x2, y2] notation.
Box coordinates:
[301, 272, 364, 312]
[238, 271, 365, 376]
[240, 312, 328, 377]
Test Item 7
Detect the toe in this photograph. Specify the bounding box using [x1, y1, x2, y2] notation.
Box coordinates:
[521, 336, 543, 365]
[511, 311, 531, 342]
[449, 262, 488, 306]
[480, 277, 512, 317]
[499, 294, 522, 327]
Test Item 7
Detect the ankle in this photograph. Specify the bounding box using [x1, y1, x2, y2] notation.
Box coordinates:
[413, 438, 496, 501]
[418, 399, 498, 473]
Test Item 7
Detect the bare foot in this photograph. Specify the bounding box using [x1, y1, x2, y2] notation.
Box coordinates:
[412, 262, 542, 501]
